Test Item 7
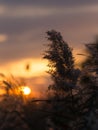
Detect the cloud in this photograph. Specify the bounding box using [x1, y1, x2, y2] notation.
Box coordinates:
[0, 1, 97, 66]
[0, 4, 98, 19]
[0, 6, 54, 18]
[0, 0, 98, 8]
[0, 12, 97, 64]
[0, 34, 8, 42]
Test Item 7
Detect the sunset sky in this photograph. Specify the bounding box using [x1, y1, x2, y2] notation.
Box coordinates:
[0, 0, 98, 91]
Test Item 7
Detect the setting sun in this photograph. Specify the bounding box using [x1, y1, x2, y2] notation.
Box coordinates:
[21, 86, 31, 95]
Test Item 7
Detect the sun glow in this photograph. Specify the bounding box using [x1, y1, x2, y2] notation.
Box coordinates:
[0, 58, 48, 78]
[21, 86, 31, 95]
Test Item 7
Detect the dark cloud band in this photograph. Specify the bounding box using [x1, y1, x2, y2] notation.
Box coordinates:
[0, 0, 98, 7]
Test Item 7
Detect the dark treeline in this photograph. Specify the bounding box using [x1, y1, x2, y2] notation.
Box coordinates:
[0, 30, 98, 130]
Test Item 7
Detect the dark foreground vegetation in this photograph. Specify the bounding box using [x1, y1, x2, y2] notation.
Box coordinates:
[0, 30, 98, 130]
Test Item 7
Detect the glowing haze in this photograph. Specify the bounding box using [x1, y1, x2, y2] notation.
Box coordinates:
[0, 58, 48, 78]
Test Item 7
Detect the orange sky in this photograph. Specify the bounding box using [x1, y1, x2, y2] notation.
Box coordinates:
[0, 58, 48, 78]
[0, 0, 98, 95]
